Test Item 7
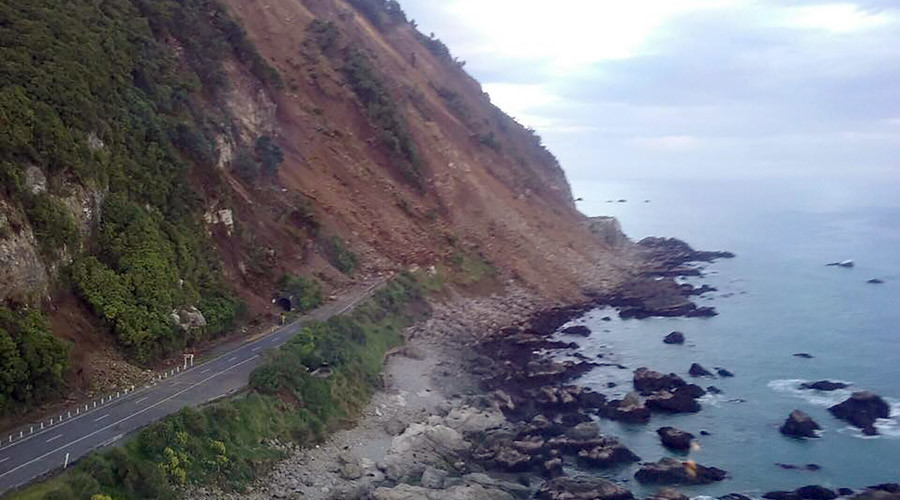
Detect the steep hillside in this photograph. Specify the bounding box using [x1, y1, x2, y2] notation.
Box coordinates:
[0, 0, 633, 420]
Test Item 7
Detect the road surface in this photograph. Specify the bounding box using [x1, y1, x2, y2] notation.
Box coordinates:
[0, 279, 385, 494]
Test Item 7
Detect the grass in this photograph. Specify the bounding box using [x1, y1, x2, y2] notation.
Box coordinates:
[2, 273, 428, 500]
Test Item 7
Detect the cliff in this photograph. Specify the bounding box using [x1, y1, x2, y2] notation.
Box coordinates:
[0, 0, 632, 417]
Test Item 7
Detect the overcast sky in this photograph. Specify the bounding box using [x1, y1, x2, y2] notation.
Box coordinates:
[400, 1, 900, 185]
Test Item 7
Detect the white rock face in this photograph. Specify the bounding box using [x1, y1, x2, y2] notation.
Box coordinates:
[171, 306, 208, 331]
[0, 200, 49, 304]
[24, 165, 47, 195]
[588, 216, 629, 248]
[203, 208, 235, 236]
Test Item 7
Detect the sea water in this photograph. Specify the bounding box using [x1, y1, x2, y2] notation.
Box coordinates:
[559, 178, 900, 496]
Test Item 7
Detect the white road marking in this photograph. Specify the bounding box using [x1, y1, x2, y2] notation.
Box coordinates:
[94, 414, 109, 422]
[252, 346, 261, 352]
[228, 356, 237, 362]
[0, 355, 261, 482]
[134, 396, 149, 404]
[45, 434, 62, 443]
[0, 457, 9, 464]
[200, 368, 211, 374]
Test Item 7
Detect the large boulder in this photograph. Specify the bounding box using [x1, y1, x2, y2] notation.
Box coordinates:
[780, 410, 822, 438]
[852, 485, 900, 500]
[577, 442, 641, 468]
[796, 485, 838, 500]
[829, 391, 891, 436]
[372, 483, 516, 500]
[663, 331, 685, 345]
[646, 386, 704, 414]
[634, 368, 687, 394]
[538, 477, 634, 500]
[635, 457, 727, 485]
[381, 423, 470, 481]
[657, 427, 694, 450]
[650, 488, 690, 500]
[689, 363, 714, 377]
[561, 325, 591, 336]
[603, 392, 651, 423]
[801, 381, 849, 391]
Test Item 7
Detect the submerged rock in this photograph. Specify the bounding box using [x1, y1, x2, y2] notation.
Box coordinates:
[801, 380, 849, 391]
[829, 391, 890, 436]
[634, 457, 727, 485]
[793, 353, 815, 359]
[826, 260, 854, 268]
[716, 367, 735, 377]
[796, 485, 838, 500]
[663, 331, 685, 345]
[657, 426, 694, 450]
[780, 410, 822, 438]
[867, 278, 884, 284]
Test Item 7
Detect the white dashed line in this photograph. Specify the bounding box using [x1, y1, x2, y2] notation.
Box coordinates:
[134, 396, 149, 404]
[0, 457, 9, 464]
[252, 346, 261, 352]
[200, 368, 211, 374]
[94, 414, 109, 422]
[45, 434, 62, 443]
[228, 356, 237, 362]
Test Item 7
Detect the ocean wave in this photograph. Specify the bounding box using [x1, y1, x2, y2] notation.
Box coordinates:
[767, 378, 854, 407]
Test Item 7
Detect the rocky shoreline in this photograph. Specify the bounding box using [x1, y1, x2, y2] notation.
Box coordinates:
[186, 239, 897, 500]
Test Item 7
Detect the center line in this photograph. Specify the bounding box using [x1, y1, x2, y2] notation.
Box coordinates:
[228, 356, 237, 362]
[134, 396, 149, 404]
[46, 434, 62, 443]
[94, 414, 109, 422]
[200, 368, 211, 374]
[0, 354, 261, 482]
[0, 457, 8, 464]
[252, 346, 261, 352]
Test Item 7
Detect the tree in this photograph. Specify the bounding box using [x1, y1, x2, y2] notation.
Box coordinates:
[254, 136, 284, 177]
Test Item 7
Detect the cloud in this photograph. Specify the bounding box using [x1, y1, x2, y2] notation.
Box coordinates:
[401, 0, 900, 181]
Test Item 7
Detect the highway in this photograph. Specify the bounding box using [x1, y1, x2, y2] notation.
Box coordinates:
[0, 279, 385, 494]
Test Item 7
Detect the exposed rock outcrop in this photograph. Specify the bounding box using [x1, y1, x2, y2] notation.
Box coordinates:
[635, 457, 727, 485]
[657, 426, 694, 450]
[829, 391, 891, 436]
[780, 410, 822, 438]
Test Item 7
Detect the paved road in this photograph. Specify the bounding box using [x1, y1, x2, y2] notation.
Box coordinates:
[0, 279, 386, 494]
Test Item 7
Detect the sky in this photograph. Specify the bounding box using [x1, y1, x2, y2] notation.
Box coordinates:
[399, 1, 900, 185]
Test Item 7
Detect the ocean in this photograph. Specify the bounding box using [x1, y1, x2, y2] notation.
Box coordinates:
[561, 178, 900, 496]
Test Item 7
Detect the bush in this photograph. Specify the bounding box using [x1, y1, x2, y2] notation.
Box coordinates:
[342, 48, 422, 187]
[278, 274, 324, 313]
[319, 235, 358, 275]
[23, 192, 79, 259]
[307, 20, 340, 52]
[254, 136, 284, 177]
[347, 0, 407, 29]
[0, 306, 70, 414]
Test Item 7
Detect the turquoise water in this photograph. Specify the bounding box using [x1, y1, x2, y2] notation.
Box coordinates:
[561, 178, 900, 496]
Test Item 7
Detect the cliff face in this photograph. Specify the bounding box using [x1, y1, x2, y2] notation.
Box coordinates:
[0, 0, 632, 414]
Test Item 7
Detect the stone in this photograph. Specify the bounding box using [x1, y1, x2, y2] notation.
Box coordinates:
[780, 410, 822, 438]
[537, 476, 634, 500]
[716, 368, 735, 377]
[646, 387, 703, 414]
[764, 492, 802, 500]
[657, 427, 694, 450]
[650, 488, 690, 500]
[603, 392, 651, 423]
[561, 325, 591, 336]
[793, 353, 814, 359]
[372, 483, 516, 500]
[829, 391, 890, 436]
[867, 278, 884, 284]
[340, 463, 363, 480]
[663, 331, 685, 344]
[801, 381, 849, 391]
[420, 466, 448, 489]
[171, 306, 207, 331]
[635, 457, 727, 485]
[720, 495, 753, 500]
[796, 485, 838, 500]
[707, 386, 723, 395]
[634, 368, 687, 394]
[689, 363, 714, 377]
[576, 443, 641, 468]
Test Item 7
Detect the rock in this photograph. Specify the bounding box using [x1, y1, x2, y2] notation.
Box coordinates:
[793, 353, 815, 359]
[576, 442, 640, 468]
[700, 430, 711, 436]
[542, 457, 564, 478]
[716, 368, 735, 377]
[829, 391, 890, 436]
[443, 406, 506, 435]
[838, 489, 854, 496]
[381, 423, 470, 482]
[646, 386, 704, 414]
[826, 260, 854, 268]
[635, 457, 727, 485]
[589, 216, 629, 248]
[663, 331, 685, 345]
[780, 410, 822, 438]
[634, 368, 687, 394]
[801, 381, 849, 391]
[720, 495, 753, 500]
[657, 427, 694, 450]
[650, 488, 689, 500]
[537, 476, 634, 500]
[707, 386, 723, 395]
[603, 392, 651, 423]
[602, 316, 613, 321]
[561, 325, 591, 336]
[171, 306, 207, 331]
[776, 463, 822, 471]
[384, 420, 406, 436]
[867, 278, 884, 284]
[689, 363, 714, 377]
[462, 473, 532, 498]
[852, 487, 900, 500]
[420, 466, 448, 489]
[340, 462, 363, 480]
[494, 445, 537, 472]
[764, 492, 802, 500]
[372, 483, 516, 500]
[565, 422, 601, 441]
[796, 486, 838, 500]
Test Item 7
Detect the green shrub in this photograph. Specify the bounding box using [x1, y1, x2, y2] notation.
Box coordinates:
[477, 131, 501, 152]
[348, 0, 407, 29]
[307, 20, 340, 52]
[254, 136, 284, 177]
[231, 149, 260, 183]
[342, 48, 422, 187]
[0, 306, 70, 414]
[319, 235, 358, 274]
[23, 193, 79, 259]
[278, 274, 324, 313]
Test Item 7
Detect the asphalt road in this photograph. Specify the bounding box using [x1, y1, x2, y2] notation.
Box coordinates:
[0, 279, 385, 494]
